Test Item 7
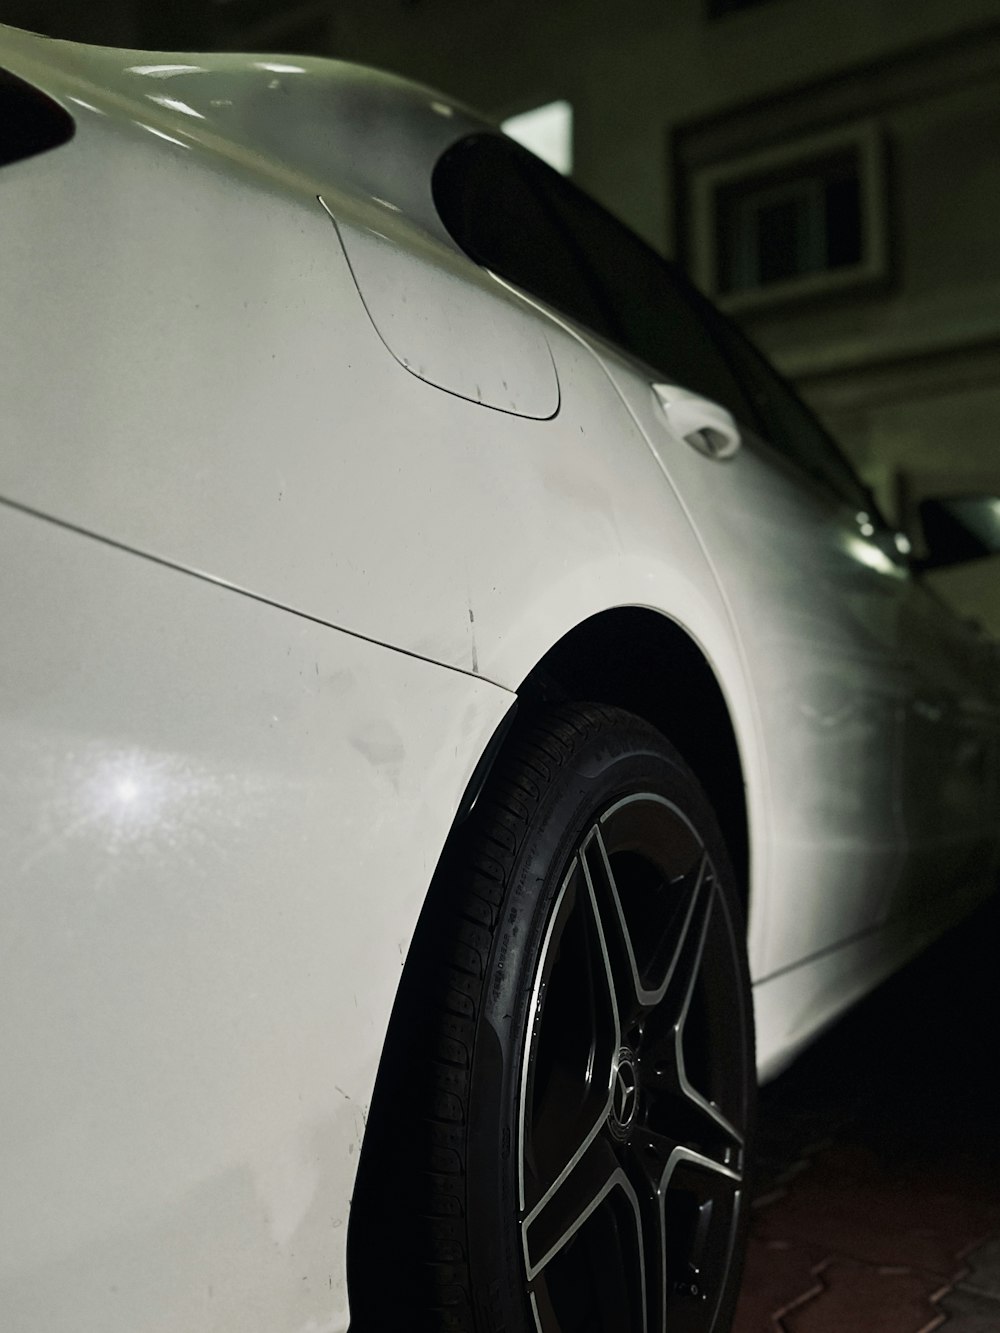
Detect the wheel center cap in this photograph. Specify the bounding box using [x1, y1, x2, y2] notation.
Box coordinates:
[610, 1047, 640, 1136]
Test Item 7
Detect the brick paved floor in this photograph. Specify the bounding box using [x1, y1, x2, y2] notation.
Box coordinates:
[733, 892, 1000, 1332]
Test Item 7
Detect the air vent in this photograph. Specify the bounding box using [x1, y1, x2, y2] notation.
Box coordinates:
[0, 67, 74, 168]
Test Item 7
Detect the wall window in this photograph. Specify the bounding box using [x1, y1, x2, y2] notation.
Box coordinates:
[716, 151, 862, 291]
[690, 124, 887, 311]
[708, 0, 777, 15]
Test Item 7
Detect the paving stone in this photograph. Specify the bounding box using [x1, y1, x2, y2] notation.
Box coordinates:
[732, 1237, 829, 1332]
[740, 899, 1000, 1329]
[752, 1143, 1000, 1277]
[935, 1285, 1000, 1332]
[778, 1258, 948, 1333]
[958, 1233, 1000, 1302]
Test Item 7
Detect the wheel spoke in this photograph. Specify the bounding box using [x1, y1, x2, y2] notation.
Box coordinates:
[523, 1133, 629, 1277]
[629, 1128, 742, 1333]
[661, 1145, 744, 1324]
[577, 844, 624, 1077]
[580, 823, 644, 1025]
[642, 1053, 744, 1149]
[659, 1141, 741, 1193]
[640, 863, 747, 1142]
[583, 814, 717, 1016]
[519, 854, 621, 1214]
[522, 1132, 647, 1306]
[647, 852, 714, 1014]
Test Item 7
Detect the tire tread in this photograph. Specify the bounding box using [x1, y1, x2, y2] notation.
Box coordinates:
[415, 703, 652, 1331]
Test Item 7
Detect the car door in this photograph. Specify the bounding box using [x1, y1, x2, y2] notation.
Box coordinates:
[710, 328, 1000, 931]
[432, 133, 913, 976]
[594, 333, 915, 979]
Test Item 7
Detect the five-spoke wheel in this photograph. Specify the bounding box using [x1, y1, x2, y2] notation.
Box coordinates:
[520, 795, 749, 1333]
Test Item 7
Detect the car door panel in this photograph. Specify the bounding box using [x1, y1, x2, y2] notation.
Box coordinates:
[589, 357, 910, 974]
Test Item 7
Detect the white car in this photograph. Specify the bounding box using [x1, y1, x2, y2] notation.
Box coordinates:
[2, 25, 998, 1333]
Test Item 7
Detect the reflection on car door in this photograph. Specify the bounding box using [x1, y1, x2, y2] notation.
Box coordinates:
[593, 350, 911, 977]
[709, 312, 1000, 935]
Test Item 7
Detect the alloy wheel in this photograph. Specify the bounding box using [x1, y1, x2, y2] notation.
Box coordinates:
[518, 793, 750, 1333]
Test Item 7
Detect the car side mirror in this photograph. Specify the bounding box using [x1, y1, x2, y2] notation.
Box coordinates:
[916, 495, 1000, 571]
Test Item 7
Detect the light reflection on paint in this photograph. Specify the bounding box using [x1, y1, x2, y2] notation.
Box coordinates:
[430, 100, 454, 117]
[255, 61, 307, 74]
[148, 95, 206, 119]
[19, 743, 274, 882]
[844, 534, 901, 578]
[82, 749, 225, 853]
[140, 125, 191, 149]
[126, 64, 204, 78]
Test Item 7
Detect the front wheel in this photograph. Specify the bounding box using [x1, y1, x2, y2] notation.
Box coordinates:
[360, 703, 755, 1333]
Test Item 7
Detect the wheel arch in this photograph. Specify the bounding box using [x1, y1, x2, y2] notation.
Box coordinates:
[516, 607, 749, 907]
[346, 605, 750, 1328]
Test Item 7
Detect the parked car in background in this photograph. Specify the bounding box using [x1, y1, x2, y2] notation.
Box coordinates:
[2, 24, 998, 1333]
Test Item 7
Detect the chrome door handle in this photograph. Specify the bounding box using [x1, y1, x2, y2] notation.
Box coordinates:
[652, 385, 741, 459]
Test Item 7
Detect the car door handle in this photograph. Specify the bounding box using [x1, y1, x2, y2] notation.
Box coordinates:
[653, 385, 741, 459]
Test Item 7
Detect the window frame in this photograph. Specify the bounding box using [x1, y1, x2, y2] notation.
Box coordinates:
[689, 121, 888, 313]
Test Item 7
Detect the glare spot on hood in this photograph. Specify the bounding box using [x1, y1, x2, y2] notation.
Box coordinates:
[68, 97, 105, 115]
[148, 94, 206, 119]
[126, 63, 204, 78]
[139, 124, 192, 148]
[255, 61, 307, 74]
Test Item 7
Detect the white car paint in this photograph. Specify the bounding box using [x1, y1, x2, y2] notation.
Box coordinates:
[1, 25, 998, 1333]
[0, 502, 511, 1333]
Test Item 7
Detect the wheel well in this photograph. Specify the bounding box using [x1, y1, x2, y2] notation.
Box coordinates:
[518, 607, 749, 905]
[345, 608, 749, 1326]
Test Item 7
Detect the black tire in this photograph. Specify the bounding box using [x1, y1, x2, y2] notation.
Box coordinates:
[350, 703, 755, 1333]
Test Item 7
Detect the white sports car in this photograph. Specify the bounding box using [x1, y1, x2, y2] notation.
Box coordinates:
[2, 25, 998, 1333]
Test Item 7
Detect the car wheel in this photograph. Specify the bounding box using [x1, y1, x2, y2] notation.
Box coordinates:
[355, 702, 755, 1333]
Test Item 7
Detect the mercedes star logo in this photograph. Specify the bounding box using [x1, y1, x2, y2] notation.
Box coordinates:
[612, 1050, 639, 1132]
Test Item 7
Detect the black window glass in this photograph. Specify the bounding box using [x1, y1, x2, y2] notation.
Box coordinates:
[708, 0, 776, 14]
[0, 68, 75, 169]
[700, 295, 872, 508]
[714, 151, 863, 295]
[825, 171, 862, 268]
[434, 131, 873, 512]
[433, 132, 758, 427]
